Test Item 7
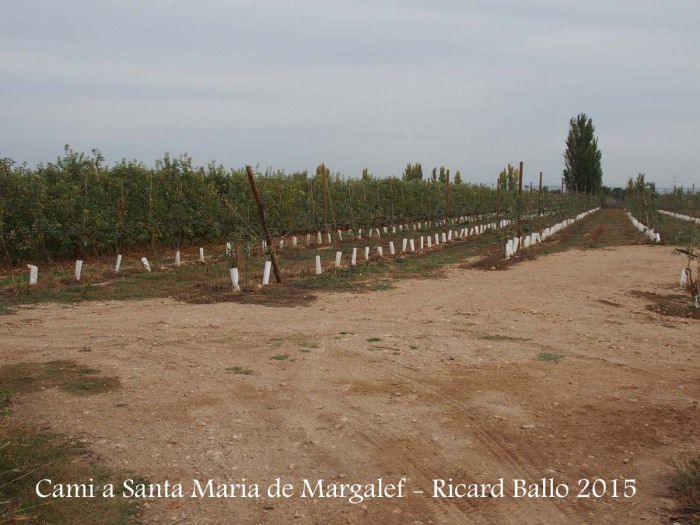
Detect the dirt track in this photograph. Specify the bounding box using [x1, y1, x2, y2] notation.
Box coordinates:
[2, 243, 699, 524]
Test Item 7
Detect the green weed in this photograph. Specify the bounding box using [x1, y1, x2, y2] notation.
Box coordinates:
[481, 334, 530, 342]
[225, 366, 253, 375]
[671, 454, 700, 522]
[534, 352, 565, 363]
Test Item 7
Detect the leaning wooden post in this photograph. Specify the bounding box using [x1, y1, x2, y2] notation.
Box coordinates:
[245, 165, 282, 283]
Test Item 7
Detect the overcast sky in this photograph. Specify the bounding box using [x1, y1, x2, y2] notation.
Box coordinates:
[1, 0, 698, 188]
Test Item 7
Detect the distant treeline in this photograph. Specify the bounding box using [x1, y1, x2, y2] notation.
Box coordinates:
[0, 147, 587, 264]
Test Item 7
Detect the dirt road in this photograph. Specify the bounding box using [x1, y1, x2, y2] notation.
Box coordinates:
[2, 242, 699, 524]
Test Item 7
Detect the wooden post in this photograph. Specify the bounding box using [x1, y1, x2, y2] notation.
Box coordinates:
[246, 165, 282, 283]
[496, 177, 501, 230]
[537, 171, 543, 231]
[322, 166, 329, 233]
[517, 161, 523, 238]
[561, 177, 565, 219]
[445, 170, 450, 222]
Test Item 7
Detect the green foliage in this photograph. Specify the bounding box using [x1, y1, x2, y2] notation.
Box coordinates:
[534, 352, 565, 362]
[0, 424, 137, 524]
[672, 454, 700, 520]
[402, 163, 423, 181]
[1, 149, 598, 265]
[226, 366, 253, 375]
[657, 186, 700, 217]
[625, 173, 659, 229]
[316, 163, 330, 178]
[0, 360, 120, 396]
[498, 163, 521, 226]
[498, 164, 519, 192]
[563, 113, 603, 194]
[481, 334, 530, 342]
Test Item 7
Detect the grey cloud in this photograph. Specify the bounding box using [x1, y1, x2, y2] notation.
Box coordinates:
[1, 0, 698, 187]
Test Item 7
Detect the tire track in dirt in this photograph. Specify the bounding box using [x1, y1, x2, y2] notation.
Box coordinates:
[265, 337, 433, 525]
[354, 426, 499, 525]
[136, 328, 415, 524]
[369, 360, 589, 525]
[328, 344, 499, 524]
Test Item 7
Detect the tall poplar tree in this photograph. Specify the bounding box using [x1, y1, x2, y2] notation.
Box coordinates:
[563, 113, 603, 194]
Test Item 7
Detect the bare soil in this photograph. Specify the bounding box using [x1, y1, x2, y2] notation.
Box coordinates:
[2, 243, 699, 524]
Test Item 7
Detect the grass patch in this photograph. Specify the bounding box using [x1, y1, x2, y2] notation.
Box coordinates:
[0, 259, 296, 308]
[470, 209, 649, 270]
[367, 337, 382, 343]
[225, 366, 252, 375]
[0, 362, 133, 524]
[389, 244, 479, 278]
[298, 342, 319, 353]
[270, 354, 289, 361]
[632, 290, 700, 320]
[287, 265, 383, 293]
[0, 223, 523, 309]
[0, 390, 13, 416]
[370, 280, 395, 291]
[534, 352, 565, 363]
[538, 209, 651, 253]
[0, 421, 137, 524]
[671, 454, 700, 522]
[657, 214, 700, 247]
[480, 334, 531, 342]
[0, 361, 120, 402]
[409, 345, 418, 350]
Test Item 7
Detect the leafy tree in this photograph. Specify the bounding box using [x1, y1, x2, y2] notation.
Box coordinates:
[454, 171, 462, 185]
[563, 113, 603, 194]
[438, 166, 446, 184]
[611, 187, 625, 202]
[413, 163, 423, 180]
[497, 163, 522, 230]
[402, 163, 423, 181]
[315, 163, 329, 178]
[498, 164, 519, 191]
[0, 147, 600, 264]
[626, 173, 658, 229]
